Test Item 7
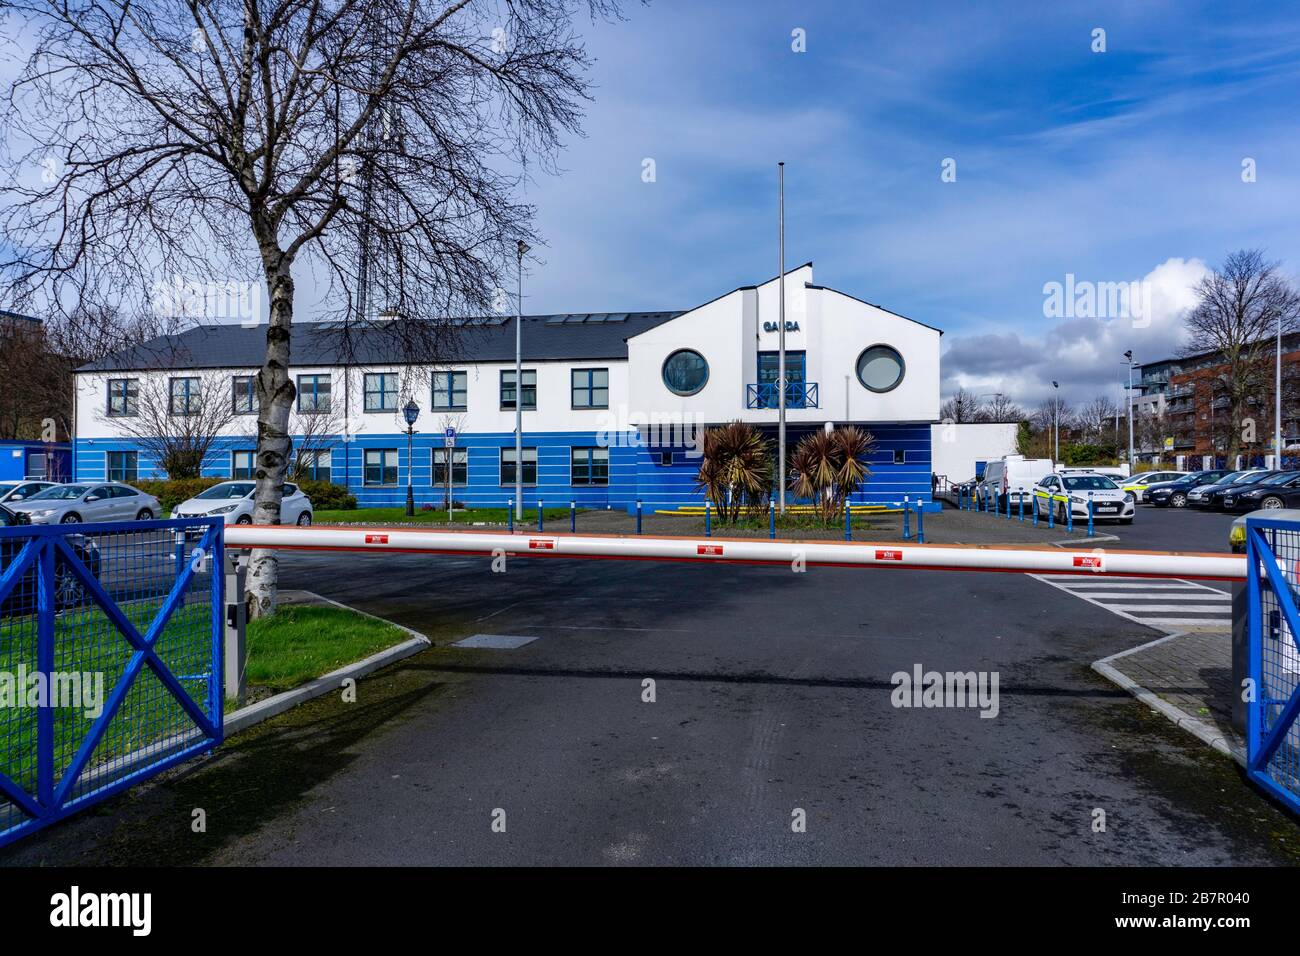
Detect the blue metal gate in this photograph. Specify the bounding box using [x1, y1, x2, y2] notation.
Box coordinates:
[0, 518, 223, 847]
[1246, 516, 1300, 812]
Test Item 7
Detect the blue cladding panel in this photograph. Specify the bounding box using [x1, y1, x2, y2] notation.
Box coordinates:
[75, 422, 933, 510]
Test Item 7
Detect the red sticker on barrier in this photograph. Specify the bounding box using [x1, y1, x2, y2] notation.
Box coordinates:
[529, 539, 555, 550]
[875, 549, 904, 561]
[697, 544, 724, 556]
[364, 534, 388, 545]
[1073, 555, 1103, 569]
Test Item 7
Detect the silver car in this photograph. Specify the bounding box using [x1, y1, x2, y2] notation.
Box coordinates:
[9, 481, 162, 525]
[0, 479, 58, 505]
[172, 480, 314, 525]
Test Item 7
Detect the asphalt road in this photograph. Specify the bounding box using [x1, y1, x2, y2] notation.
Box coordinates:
[7, 500, 1296, 866]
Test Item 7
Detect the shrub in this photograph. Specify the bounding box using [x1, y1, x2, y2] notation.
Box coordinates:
[789, 426, 876, 524]
[134, 477, 225, 514]
[297, 480, 356, 511]
[694, 421, 774, 523]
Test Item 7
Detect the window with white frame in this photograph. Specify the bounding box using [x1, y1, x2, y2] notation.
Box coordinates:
[297, 449, 332, 482]
[232, 450, 256, 478]
[499, 447, 537, 485]
[432, 448, 468, 485]
[571, 447, 609, 485]
[500, 369, 537, 410]
[364, 448, 399, 485]
[232, 376, 256, 414]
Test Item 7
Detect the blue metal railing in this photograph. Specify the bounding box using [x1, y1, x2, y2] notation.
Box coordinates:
[746, 382, 819, 410]
[1246, 517, 1300, 814]
[0, 518, 223, 847]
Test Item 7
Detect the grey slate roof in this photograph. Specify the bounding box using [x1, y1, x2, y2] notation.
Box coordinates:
[77, 311, 685, 372]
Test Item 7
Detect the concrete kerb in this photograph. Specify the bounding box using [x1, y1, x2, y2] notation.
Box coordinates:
[223, 591, 431, 736]
[1091, 633, 1245, 767]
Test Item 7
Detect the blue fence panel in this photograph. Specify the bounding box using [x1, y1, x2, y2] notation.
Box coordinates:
[0, 518, 223, 847]
[1246, 517, 1300, 813]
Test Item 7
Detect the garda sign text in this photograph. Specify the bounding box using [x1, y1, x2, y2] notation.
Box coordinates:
[763, 320, 800, 333]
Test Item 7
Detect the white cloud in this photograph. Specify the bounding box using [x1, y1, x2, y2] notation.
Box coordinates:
[941, 256, 1210, 406]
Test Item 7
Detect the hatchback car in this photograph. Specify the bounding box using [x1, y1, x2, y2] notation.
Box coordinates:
[1033, 471, 1135, 524]
[0, 480, 58, 505]
[1120, 471, 1187, 503]
[1186, 469, 1273, 509]
[1147, 470, 1232, 508]
[7, 481, 161, 524]
[171, 480, 314, 525]
[1218, 471, 1300, 512]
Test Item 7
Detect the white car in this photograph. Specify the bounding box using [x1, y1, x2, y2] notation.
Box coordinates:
[171, 480, 314, 525]
[0, 479, 58, 505]
[9, 481, 162, 524]
[1032, 471, 1135, 525]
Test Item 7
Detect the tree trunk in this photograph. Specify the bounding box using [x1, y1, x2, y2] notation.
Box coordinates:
[246, 261, 296, 620]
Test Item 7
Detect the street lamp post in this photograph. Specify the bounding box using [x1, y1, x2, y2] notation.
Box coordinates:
[1051, 381, 1060, 464]
[403, 399, 420, 517]
[515, 239, 530, 521]
[1123, 351, 1135, 468]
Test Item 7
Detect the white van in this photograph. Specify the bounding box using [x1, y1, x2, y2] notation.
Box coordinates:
[982, 455, 1054, 510]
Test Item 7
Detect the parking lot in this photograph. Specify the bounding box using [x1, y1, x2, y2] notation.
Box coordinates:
[6, 497, 1296, 867]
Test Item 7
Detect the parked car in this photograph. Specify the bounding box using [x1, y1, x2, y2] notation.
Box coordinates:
[1230, 507, 1300, 553]
[0, 480, 58, 505]
[1147, 469, 1233, 508]
[1186, 469, 1272, 509]
[1032, 471, 1135, 524]
[1120, 471, 1188, 502]
[1216, 471, 1300, 513]
[0, 502, 102, 613]
[982, 455, 1054, 511]
[171, 480, 314, 525]
[7, 481, 161, 524]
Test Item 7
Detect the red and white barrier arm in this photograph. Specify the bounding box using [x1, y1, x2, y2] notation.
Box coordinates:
[224, 525, 1247, 581]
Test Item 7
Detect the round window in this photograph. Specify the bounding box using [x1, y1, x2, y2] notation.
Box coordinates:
[856, 345, 905, 393]
[662, 349, 709, 396]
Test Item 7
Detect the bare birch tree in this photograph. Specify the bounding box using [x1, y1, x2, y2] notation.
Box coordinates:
[1, 0, 625, 616]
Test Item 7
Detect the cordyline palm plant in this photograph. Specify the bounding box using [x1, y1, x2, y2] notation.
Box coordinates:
[789, 426, 876, 523]
[695, 422, 774, 523]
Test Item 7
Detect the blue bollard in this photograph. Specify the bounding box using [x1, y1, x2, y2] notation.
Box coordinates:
[1018, 493, 1024, 523]
[570, 500, 576, 533]
[903, 496, 911, 540]
[705, 500, 712, 537]
[1087, 492, 1094, 537]
[1048, 494, 1055, 529]
[917, 503, 925, 544]
[636, 499, 643, 535]
[1032, 493, 1039, 527]
[1006, 490, 1012, 519]
[1067, 498, 1074, 533]
[769, 500, 775, 539]
[844, 502, 852, 541]
[538, 499, 544, 532]
[508, 499, 514, 533]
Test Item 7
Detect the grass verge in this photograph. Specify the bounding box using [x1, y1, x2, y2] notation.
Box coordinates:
[244, 604, 410, 694]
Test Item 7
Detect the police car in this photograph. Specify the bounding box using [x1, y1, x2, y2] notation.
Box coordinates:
[1032, 470, 1136, 524]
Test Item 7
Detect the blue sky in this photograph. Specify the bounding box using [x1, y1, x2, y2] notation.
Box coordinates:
[517, 0, 1300, 407]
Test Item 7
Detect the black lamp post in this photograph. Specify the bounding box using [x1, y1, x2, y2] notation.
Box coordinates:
[403, 399, 420, 516]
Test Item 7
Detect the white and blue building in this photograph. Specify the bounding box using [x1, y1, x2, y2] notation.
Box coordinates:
[73, 264, 943, 511]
